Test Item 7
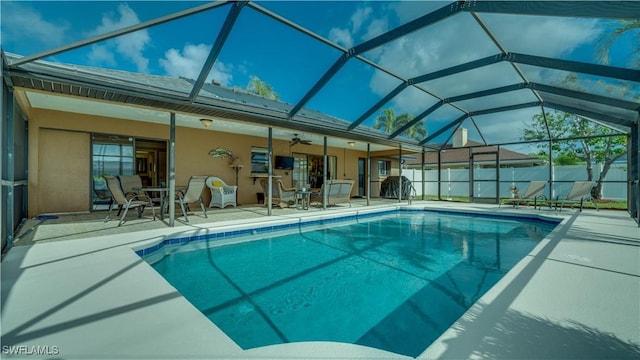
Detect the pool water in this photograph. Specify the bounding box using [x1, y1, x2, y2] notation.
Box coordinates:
[148, 211, 557, 357]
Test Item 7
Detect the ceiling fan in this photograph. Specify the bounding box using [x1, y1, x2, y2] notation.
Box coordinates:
[290, 133, 312, 146]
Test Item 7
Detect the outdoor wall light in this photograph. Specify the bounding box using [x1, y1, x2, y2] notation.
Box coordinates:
[348, 141, 356, 147]
[200, 118, 213, 127]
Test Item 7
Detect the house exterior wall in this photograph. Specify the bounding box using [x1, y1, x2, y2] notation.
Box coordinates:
[26, 108, 366, 216]
[28, 108, 173, 216]
[37, 128, 90, 213]
[369, 157, 401, 197]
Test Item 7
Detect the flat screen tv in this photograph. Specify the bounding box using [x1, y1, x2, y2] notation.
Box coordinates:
[275, 155, 294, 170]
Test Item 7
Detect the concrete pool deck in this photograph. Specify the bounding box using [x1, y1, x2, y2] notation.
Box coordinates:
[1, 201, 639, 359]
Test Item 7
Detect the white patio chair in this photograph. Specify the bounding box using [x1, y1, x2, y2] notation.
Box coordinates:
[206, 176, 237, 208]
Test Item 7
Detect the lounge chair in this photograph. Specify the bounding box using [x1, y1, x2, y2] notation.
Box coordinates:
[259, 178, 296, 208]
[310, 179, 354, 207]
[549, 181, 599, 212]
[171, 175, 208, 222]
[103, 175, 155, 226]
[500, 180, 547, 209]
[206, 176, 237, 208]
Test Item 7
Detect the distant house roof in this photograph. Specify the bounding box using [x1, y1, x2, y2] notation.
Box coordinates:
[405, 141, 545, 168]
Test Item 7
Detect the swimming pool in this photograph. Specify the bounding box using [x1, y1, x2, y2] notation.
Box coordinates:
[143, 210, 558, 357]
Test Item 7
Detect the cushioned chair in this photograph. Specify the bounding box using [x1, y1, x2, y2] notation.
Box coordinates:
[172, 175, 208, 222]
[259, 178, 296, 208]
[310, 179, 354, 207]
[206, 176, 237, 208]
[103, 175, 155, 226]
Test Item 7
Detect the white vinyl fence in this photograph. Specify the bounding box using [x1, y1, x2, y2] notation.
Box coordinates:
[403, 164, 627, 201]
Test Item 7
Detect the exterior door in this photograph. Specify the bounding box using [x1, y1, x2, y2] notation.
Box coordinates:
[292, 153, 309, 188]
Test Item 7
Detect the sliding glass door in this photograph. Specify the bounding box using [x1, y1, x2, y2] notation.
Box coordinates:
[292, 152, 337, 190]
[292, 152, 309, 189]
[91, 134, 135, 210]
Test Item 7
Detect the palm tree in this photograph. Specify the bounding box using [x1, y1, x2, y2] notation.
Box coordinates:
[374, 108, 397, 134]
[374, 108, 427, 141]
[596, 19, 640, 67]
[396, 113, 427, 140]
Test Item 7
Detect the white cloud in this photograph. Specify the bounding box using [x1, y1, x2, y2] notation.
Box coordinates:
[471, 107, 543, 144]
[392, 86, 440, 115]
[364, 18, 389, 42]
[366, 11, 601, 115]
[350, 7, 372, 34]
[482, 14, 601, 58]
[87, 44, 116, 66]
[368, 15, 499, 98]
[89, 3, 150, 73]
[388, 1, 447, 23]
[0, 2, 68, 49]
[352, 6, 603, 144]
[159, 44, 233, 86]
[328, 27, 353, 48]
[328, 6, 383, 48]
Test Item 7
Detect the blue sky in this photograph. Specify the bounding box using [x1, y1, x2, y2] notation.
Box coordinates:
[1, 1, 636, 148]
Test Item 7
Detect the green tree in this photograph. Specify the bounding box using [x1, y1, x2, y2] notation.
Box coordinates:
[596, 19, 640, 67]
[374, 108, 427, 141]
[522, 111, 627, 199]
[246, 75, 279, 100]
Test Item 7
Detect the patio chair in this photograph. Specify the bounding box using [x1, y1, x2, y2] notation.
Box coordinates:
[172, 175, 208, 222]
[310, 179, 354, 207]
[259, 178, 296, 208]
[206, 176, 237, 208]
[500, 180, 547, 209]
[117, 175, 144, 196]
[116, 175, 145, 214]
[549, 181, 599, 212]
[103, 176, 155, 226]
[92, 177, 113, 210]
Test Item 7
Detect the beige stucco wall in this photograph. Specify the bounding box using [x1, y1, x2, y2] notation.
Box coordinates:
[28, 108, 175, 216]
[26, 108, 375, 216]
[38, 128, 90, 213]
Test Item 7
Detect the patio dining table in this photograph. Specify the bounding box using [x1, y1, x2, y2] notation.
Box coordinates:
[141, 187, 168, 220]
[142, 186, 189, 220]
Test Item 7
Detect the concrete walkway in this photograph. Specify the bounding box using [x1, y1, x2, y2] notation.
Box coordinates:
[1, 202, 638, 359]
